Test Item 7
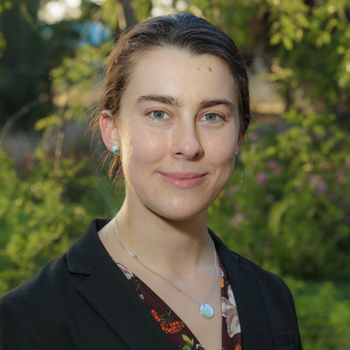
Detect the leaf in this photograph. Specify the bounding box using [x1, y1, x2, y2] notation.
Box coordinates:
[296, 12, 309, 28]
[282, 36, 293, 50]
[34, 115, 62, 131]
[180, 346, 192, 350]
[270, 32, 282, 46]
[181, 335, 194, 347]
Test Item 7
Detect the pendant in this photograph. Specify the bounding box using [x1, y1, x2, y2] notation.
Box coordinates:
[200, 303, 214, 319]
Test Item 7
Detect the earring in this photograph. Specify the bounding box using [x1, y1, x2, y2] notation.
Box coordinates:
[112, 145, 119, 155]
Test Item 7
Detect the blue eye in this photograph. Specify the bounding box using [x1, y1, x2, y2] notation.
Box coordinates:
[150, 111, 168, 119]
[202, 114, 219, 121]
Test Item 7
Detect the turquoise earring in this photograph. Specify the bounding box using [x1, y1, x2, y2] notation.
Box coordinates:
[112, 145, 119, 155]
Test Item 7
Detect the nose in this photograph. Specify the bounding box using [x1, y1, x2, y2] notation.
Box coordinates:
[170, 120, 204, 160]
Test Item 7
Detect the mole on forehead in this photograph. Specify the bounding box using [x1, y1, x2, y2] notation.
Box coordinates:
[197, 66, 213, 72]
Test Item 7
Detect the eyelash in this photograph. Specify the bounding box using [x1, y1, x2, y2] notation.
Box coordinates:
[149, 110, 170, 120]
[147, 110, 226, 123]
[200, 113, 225, 122]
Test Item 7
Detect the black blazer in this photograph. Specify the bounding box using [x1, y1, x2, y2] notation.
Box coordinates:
[0, 219, 302, 350]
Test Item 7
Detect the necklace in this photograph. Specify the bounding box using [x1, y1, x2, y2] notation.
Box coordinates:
[113, 216, 218, 319]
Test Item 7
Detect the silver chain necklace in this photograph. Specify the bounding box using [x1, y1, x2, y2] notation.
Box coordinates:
[114, 216, 218, 319]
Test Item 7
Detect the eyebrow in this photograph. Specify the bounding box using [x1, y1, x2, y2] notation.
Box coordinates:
[136, 94, 236, 113]
[136, 95, 182, 108]
[199, 99, 237, 114]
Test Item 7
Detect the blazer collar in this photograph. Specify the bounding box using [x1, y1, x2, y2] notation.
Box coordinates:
[67, 219, 273, 350]
[66, 219, 109, 275]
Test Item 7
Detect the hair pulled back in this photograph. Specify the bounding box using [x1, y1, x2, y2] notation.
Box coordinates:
[92, 13, 250, 180]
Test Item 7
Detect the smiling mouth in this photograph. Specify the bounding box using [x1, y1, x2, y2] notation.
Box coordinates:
[158, 172, 207, 189]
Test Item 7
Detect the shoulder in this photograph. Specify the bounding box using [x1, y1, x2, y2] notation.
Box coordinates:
[0, 219, 110, 349]
[238, 252, 291, 291]
[0, 254, 73, 350]
[211, 230, 300, 321]
[222, 243, 295, 306]
[0, 218, 109, 312]
[0, 252, 84, 323]
[211, 230, 292, 298]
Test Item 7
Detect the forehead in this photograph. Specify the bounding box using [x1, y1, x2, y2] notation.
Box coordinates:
[120, 48, 238, 109]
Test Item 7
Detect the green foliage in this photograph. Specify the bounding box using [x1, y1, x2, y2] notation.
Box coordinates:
[101, 0, 120, 29]
[1, 0, 350, 348]
[188, 0, 258, 50]
[0, 149, 123, 295]
[207, 109, 350, 348]
[189, 0, 350, 129]
[49, 42, 111, 114]
[208, 111, 350, 281]
[0, 0, 78, 129]
[134, 0, 153, 22]
[286, 278, 350, 350]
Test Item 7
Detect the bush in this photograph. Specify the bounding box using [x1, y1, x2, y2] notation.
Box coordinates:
[0, 149, 122, 294]
[286, 278, 350, 350]
[208, 110, 350, 281]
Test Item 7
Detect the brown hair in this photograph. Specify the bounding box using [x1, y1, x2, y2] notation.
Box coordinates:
[91, 13, 251, 181]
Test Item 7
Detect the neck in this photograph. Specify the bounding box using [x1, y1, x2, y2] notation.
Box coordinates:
[115, 194, 213, 277]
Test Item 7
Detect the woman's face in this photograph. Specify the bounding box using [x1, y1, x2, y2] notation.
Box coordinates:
[108, 48, 242, 220]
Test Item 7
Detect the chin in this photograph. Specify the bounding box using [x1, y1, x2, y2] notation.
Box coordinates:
[147, 199, 208, 222]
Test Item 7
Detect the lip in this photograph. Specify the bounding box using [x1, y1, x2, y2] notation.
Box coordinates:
[158, 172, 207, 189]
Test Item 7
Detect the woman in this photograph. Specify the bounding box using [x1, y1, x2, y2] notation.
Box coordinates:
[0, 13, 302, 350]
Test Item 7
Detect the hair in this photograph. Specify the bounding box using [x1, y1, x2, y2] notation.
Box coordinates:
[91, 13, 251, 181]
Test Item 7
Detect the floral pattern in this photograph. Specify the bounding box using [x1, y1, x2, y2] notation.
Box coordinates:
[151, 310, 185, 334]
[178, 335, 205, 350]
[222, 285, 241, 338]
[116, 262, 134, 280]
[115, 257, 242, 350]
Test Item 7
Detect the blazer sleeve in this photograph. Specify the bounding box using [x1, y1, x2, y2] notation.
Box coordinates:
[285, 282, 303, 350]
[262, 272, 303, 350]
[0, 297, 48, 350]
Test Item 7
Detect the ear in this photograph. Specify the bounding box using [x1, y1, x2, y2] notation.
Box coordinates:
[99, 110, 120, 152]
[236, 132, 244, 155]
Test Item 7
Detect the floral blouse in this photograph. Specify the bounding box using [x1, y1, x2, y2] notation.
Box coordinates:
[114, 257, 242, 350]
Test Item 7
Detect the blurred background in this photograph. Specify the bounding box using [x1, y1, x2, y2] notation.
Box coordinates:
[0, 0, 349, 348]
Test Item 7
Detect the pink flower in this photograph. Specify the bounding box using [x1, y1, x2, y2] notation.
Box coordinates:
[255, 171, 268, 185]
[248, 131, 259, 141]
[226, 186, 240, 198]
[234, 203, 243, 211]
[267, 160, 279, 170]
[345, 161, 350, 171]
[307, 174, 327, 193]
[307, 174, 318, 186]
[267, 160, 282, 175]
[315, 180, 327, 194]
[222, 285, 241, 338]
[235, 213, 245, 223]
[336, 171, 347, 184]
[229, 213, 245, 228]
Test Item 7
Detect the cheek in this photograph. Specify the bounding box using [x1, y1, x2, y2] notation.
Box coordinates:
[121, 127, 167, 172]
[206, 132, 237, 168]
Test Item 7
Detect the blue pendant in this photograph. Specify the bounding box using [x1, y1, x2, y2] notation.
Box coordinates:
[200, 303, 214, 319]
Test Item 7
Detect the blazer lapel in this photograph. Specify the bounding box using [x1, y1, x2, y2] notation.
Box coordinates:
[67, 219, 174, 350]
[210, 230, 274, 350]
